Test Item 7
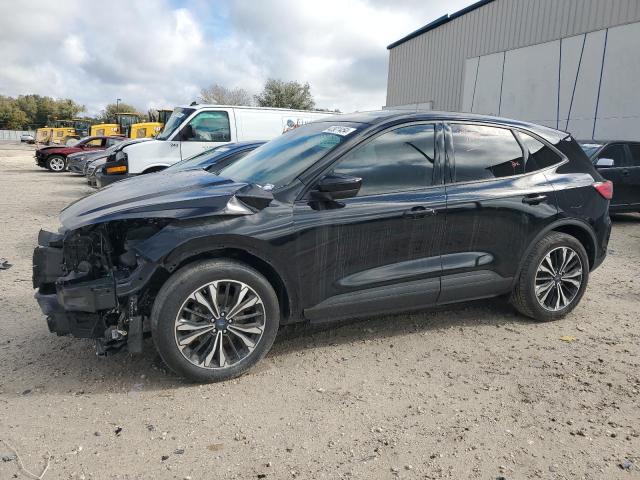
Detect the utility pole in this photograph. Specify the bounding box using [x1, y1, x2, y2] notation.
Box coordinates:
[116, 98, 121, 116]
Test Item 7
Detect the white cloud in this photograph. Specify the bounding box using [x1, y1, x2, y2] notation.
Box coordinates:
[63, 35, 87, 64]
[0, 0, 474, 115]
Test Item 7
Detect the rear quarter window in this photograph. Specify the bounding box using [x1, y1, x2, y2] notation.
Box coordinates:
[515, 132, 563, 171]
[450, 124, 525, 182]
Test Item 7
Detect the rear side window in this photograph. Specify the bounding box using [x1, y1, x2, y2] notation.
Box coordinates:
[598, 144, 627, 167]
[332, 124, 435, 196]
[627, 144, 640, 166]
[516, 132, 563, 171]
[450, 124, 524, 182]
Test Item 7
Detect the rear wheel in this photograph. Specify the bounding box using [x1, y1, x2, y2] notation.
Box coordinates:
[511, 232, 589, 321]
[151, 259, 280, 382]
[46, 155, 66, 172]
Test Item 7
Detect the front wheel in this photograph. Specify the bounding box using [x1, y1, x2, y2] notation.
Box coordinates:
[46, 155, 66, 172]
[511, 232, 589, 321]
[151, 259, 280, 382]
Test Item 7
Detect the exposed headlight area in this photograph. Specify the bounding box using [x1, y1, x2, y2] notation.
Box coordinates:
[33, 219, 171, 354]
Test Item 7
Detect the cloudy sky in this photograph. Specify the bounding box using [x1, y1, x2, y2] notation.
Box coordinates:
[0, 0, 474, 115]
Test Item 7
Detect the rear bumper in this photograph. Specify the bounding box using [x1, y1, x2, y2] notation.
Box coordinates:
[591, 214, 611, 271]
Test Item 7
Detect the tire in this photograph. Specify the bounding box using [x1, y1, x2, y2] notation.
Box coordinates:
[511, 232, 589, 322]
[151, 259, 280, 382]
[46, 155, 66, 172]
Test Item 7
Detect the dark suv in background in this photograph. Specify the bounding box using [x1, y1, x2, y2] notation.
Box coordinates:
[33, 111, 612, 382]
[579, 140, 640, 212]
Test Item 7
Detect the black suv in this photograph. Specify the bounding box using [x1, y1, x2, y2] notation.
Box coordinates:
[33, 111, 612, 382]
[579, 140, 640, 212]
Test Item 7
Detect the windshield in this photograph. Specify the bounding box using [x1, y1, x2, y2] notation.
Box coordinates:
[157, 107, 195, 140]
[216, 122, 362, 189]
[104, 142, 121, 154]
[165, 145, 225, 171]
[579, 142, 603, 159]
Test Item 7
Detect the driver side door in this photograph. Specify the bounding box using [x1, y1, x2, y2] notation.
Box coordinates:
[178, 110, 235, 160]
[293, 123, 447, 322]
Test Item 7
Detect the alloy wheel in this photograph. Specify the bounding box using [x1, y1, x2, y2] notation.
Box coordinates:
[49, 157, 65, 171]
[174, 279, 266, 369]
[534, 246, 583, 311]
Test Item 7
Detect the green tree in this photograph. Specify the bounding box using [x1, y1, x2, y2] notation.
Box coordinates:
[56, 98, 84, 120]
[97, 102, 144, 123]
[254, 79, 315, 110]
[0, 97, 30, 129]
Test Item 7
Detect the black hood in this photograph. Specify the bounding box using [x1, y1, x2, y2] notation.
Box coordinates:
[60, 169, 273, 231]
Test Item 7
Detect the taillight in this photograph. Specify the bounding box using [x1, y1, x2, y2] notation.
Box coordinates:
[593, 181, 613, 200]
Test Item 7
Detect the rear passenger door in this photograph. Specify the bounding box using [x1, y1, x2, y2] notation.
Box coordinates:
[440, 123, 560, 303]
[593, 143, 629, 207]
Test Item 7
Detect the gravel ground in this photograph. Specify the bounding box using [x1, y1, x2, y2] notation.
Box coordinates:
[0, 143, 638, 480]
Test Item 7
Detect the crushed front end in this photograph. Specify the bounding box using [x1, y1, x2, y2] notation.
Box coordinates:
[33, 221, 168, 355]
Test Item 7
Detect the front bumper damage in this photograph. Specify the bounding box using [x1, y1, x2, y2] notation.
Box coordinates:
[33, 229, 160, 354]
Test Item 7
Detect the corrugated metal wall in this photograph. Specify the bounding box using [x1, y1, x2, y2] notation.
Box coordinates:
[386, 0, 640, 111]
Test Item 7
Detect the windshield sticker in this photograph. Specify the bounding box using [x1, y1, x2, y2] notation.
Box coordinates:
[580, 143, 602, 148]
[323, 126, 356, 136]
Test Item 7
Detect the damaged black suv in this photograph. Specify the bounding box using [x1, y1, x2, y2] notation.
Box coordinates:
[33, 111, 612, 382]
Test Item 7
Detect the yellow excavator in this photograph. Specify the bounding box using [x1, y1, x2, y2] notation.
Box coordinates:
[90, 109, 172, 138]
[36, 119, 92, 145]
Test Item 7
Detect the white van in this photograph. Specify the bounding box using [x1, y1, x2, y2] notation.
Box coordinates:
[101, 104, 333, 183]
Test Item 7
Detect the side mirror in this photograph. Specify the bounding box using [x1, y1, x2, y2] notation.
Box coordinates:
[179, 124, 194, 141]
[311, 173, 362, 201]
[596, 157, 614, 168]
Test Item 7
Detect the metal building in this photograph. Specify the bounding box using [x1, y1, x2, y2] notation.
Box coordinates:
[385, 0, 640, 140]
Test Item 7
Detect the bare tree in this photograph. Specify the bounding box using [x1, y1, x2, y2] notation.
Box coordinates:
[199, 84, 252, 106]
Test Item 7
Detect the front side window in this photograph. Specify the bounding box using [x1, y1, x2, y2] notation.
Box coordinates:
[450, 124, 525, 182]
[106, 138, 122, 147]
[332, 124, 436, 196]
[626, 144, 640, 167]
[516, 132, 563, 171]
[579, 142, 603, 158]
[184, 111, 231, 142]
[597, 144, 627, 167]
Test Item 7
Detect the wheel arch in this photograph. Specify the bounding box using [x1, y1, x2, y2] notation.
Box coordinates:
[513, 219, 598, 287]
[141, 165, 168, 174]
[159, 242, 296, 324]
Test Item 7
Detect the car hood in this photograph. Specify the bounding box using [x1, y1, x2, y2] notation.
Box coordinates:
[59, 169, 273, 231]
[38, 145, 81, 154]
[37, 145, 66, 153]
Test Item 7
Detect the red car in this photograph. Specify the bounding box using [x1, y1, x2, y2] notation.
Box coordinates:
[35, 136, 126, 172]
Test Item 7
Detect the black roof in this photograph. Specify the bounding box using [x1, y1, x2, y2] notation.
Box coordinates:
[320, 109, 569, 143]
[387, 0, 495, 50]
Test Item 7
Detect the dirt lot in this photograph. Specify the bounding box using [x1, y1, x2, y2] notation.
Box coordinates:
[0, 143, 638, 480]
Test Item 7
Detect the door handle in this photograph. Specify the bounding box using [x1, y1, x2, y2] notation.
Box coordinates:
[522, 194, 547, 205]
[403, 206, 436, 218]
[621, 169, 630, 176]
